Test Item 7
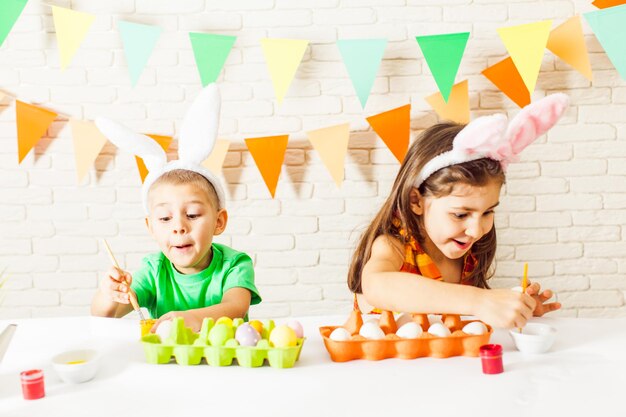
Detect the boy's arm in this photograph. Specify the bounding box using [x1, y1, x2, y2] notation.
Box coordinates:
[91, 266, 135, 318]
[151, 287, 252, 332]
[361, 235, 536, 328]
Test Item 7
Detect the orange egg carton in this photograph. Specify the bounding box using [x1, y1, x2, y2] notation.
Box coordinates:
[319, 310, 492, 362]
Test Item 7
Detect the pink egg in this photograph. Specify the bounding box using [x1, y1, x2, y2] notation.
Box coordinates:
[287, 320, 304, 338]
[235, 323, 261, 346]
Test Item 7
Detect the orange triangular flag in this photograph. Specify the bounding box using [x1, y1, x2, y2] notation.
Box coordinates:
[366, 104, 411, 163]
[592, 0, 626, 8]
[425, 80, 470, 124]
[245, 135, 289, 198]
[134, 134, 173, 183]
[547, 16, 592, 81]
[307, 123, 350, 187]
[481, 57, 530, 108]
[69, 119, 108, 183]
[16, 101, 57, 163]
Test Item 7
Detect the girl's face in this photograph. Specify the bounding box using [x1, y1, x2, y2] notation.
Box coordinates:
[146, 182, 227, 274]
[411, 180, 502, 261]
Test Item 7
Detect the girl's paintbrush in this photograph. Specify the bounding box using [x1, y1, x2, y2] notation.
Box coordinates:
[102, 239, 145, 321]
[519, 262, 529, 333]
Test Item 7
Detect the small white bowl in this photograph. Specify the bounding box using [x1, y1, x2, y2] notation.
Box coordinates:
[509, 323, 557, 354]
[51, 349, 99, 384]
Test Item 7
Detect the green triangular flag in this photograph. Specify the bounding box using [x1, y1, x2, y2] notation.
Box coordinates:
[189, 32, 236, 86]
[584, 4, 626, 80]
[337, 39, 387, 109]
[118, 20, 162, 86]
[0, 0, 28, 48]
[416, 32, 469, 102]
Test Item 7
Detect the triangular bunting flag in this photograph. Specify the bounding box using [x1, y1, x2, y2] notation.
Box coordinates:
[69, 119, 108, 183]
[189, 33, 236, 86]
[546, 16, 592, 81]
[135, 134, 173, 183]
[585, 5, 626, 80]
[0, 0, 28, 48]
[260, 38, 309, 104]
[482, 57, 530, 108]
[245, 135, 289, 198]
[202, 139, 230, 175]
[366, 104, 411, 163]
[425, 80, 470, 124]
[416, 32, 469, 102]
[118, 20, 162, 86]
[16, 101, 57, 163]
[306, 123, 350, 187]
[337, 39, 387, 108]
[51, 6, 95, 70]
[592, 0, 626, 8]
[497, 20, 552, 94]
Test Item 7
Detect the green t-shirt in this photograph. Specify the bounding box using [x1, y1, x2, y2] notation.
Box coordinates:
[130, 243, 261, 319]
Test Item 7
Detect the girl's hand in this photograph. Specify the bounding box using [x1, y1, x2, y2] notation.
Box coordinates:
[99, 266, 133, 304]
[475, 288, 536, 328]
[525, 282, 561, 317]
[152, 311, 202, 333]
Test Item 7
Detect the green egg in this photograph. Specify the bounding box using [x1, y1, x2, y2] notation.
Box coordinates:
[256, 339, 270, 349]
[208, 323, 234, 347]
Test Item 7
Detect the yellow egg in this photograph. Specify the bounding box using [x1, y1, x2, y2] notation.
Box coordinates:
[249, 320, 263, 334]
[269, 325, 297, 348]
[215, 317, 233, 328]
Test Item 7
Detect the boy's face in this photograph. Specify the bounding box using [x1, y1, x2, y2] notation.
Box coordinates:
[146, 182, 227, 274]
[411, 180, 502, 261]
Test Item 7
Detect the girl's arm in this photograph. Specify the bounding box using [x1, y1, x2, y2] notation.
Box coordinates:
[361, 235, 536, 328]
[150, 287, 252, 332]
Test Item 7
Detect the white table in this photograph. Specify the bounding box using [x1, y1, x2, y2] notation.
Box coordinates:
[1, 315, 625, 417]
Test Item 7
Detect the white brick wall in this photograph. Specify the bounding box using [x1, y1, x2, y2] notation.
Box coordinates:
[0, 0, 625, 319]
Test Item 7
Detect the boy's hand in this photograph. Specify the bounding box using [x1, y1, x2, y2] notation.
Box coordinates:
[475, 288, 536, 328]
[152, 310, 202, 332]
[525, 282, 561, 317]
[99, 266, 133, 304]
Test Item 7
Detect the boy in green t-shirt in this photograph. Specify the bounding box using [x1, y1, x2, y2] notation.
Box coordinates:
[90, 84, 261, 332]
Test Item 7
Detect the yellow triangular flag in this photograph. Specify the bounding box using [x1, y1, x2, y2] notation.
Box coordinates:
[202, 139, 230, 175]
[497, 20, 552, 94]
[69, 119, 108, 183]
[425, 80, 470, 124]
[307, 123, 350, 187]
[547, 16, 592, 81]
[16, 101, 57, 163]
[52, 6, 95, 70]
[260, 38, 309, 104]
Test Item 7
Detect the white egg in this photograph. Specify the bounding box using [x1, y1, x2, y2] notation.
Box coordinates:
[427, 314, 443, 325]
[396, 322, 423, 339]
[462, 321, 488, 335]
[359, 322, 385, 340]
[329, 327, 351, 341]
[155, 320, 172, 340]
[427, 322, 451, 337]
[395, 313, 414, 328]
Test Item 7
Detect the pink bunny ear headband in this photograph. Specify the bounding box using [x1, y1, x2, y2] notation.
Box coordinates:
[95, 83, 225, 214]
[415, 93, 570, 188]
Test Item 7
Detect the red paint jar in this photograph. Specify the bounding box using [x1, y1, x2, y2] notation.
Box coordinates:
[20, 369, 45, 400]
[479, 344, 503, 374]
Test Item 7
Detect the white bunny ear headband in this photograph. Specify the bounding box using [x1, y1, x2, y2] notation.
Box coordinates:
[415, 93, 570, 188]
[95, 83, 225, 214]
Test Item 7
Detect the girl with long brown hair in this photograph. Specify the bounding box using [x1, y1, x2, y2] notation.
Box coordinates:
[348, 94, 568, 328]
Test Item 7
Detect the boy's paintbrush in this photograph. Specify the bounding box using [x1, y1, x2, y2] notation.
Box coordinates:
[102, 239, 145, 321]
[519, 262, 529, 333]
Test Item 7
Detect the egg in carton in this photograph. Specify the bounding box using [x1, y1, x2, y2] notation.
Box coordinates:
[141, 317, 305, 368]
[319, 310, 492, 362]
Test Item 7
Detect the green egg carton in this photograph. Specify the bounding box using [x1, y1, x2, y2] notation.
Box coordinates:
[140, 317, 305, 369]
